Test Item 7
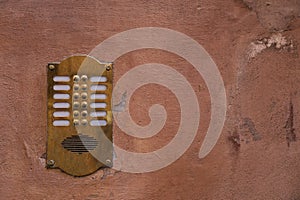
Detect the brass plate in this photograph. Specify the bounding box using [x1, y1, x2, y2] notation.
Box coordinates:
[46, 55, 113, 176]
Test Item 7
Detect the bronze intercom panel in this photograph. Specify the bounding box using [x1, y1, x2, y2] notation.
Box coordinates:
[46, 55, 113, 176]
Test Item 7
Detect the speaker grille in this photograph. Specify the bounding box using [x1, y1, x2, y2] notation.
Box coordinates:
[61, 135, 98, 153]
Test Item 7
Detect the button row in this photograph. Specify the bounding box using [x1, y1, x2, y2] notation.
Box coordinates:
[73, 119, 88, 126]
[73, 92, 87, 100]
[73, 101, 88, 109]
[73, 110, 88, 117]
[73, 75, 88, 82]
[73, 84, 87, 91]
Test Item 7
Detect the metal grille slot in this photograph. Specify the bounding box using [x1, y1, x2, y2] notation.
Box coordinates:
[61, 135, 98, 153]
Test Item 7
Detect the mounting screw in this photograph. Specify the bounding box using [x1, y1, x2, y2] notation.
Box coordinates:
[48, 65, 55, 70]
[47, 160, 55, 167]
[106, 65, 111, 71]
[106, 159, 112, 166]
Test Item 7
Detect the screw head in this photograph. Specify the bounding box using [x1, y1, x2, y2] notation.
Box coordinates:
[106, 65, 111, 71]
[48, 65, 55, 70]
[106, 159, 112, 166]
[47, 160, 55, 166]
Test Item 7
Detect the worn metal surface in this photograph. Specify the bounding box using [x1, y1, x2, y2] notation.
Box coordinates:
[47, 55, 113, 176]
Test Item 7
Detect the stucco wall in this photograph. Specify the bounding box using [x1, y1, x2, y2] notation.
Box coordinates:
[1, 0, 300, 199]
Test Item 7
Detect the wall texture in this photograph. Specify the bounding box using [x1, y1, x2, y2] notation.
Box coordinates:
[1, 0, 300, 199]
